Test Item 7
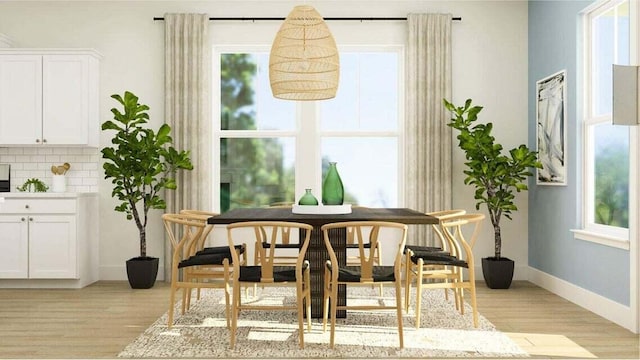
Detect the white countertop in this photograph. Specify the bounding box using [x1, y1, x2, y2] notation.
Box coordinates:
[0, 192, 98, 198]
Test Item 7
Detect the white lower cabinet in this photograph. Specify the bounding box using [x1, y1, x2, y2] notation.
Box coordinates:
[0, 194, 97, 288]
[29, 215, 77, 278]
[0, 214, 76, 278]
[0, 215, 29, 278]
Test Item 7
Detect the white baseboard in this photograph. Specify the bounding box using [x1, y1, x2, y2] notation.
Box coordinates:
[528, 266, 634, 332]
[99, 265, 165, 281]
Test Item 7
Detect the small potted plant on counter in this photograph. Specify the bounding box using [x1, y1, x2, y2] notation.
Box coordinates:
[444, 98, 541, 289]
[101, 91, 193, 289]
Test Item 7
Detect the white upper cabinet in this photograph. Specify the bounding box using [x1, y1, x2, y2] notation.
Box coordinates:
[0, 49, 100, 147]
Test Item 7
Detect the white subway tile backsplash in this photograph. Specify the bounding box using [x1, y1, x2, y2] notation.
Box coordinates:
[45, 155, 61, 163]
[37, 148, 53, 155]
[82, 177, 98, 186]
[68, 177, 83, 186]
[83, 162, 98, 170]
[5, 147, 99, 193]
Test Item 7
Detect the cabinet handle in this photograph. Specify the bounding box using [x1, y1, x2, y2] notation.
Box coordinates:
[29, 217, 33, 222]
[21, 217, 25, 222]
[42, 139, 47, 143]
[35, 139, 40, 143]
[25, 204, 29, 209]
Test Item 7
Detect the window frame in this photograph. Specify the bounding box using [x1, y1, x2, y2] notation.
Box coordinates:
[574, 0, 635, 250]
[212, 44, 405, 212]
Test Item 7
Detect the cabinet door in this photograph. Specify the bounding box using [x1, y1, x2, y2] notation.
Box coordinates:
[42, 55, 89, 145]
[0, 216, 29, 278]
[28, 215, 77, 279]
[0, 55, 43, 145]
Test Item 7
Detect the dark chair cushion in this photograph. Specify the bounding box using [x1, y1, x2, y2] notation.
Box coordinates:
[404, 245, 443, 254]
[195, 244, 245, 256]
[178, 253, 232, 268]
[325, 264, 396, 282]
[261, 242, 300, 249]
[238, 261, 309, 282]
[410, 252, 468, 268]
[345, 242, 372, 249]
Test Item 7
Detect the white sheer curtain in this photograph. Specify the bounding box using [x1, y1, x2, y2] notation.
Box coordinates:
[163, 13, 211, 279]
[405, 13, 453, 246]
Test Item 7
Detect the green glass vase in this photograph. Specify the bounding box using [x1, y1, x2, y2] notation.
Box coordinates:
[322, 162, 344, 205]
[298, 189, 319, 205]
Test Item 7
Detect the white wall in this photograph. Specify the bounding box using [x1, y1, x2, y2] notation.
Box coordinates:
[0, 0, 528, 281]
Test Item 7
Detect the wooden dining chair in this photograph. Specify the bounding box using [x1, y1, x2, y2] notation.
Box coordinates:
[321, 221, 408, 349]
[178, 209, 249, 308]
[162, 213, 246, 328]
[225, 221, 313, 349]
[404, 213, 485, 328]
[253, 204, 300, 267]
[403, 209, 467, 311]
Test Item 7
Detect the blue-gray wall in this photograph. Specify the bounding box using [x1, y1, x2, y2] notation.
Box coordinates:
[528, 0, 630, 306]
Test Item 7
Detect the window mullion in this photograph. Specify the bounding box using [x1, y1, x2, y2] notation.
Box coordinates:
[296, 101, 320, 201]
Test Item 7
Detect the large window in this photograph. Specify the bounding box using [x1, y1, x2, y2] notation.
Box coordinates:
[214, 47, 403, 212]
[579, 0, 632, 246]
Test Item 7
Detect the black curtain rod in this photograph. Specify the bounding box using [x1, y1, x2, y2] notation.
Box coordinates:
[153, 16, 462, 21]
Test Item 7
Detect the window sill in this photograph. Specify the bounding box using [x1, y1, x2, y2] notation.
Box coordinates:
[571, 229, 630, 250]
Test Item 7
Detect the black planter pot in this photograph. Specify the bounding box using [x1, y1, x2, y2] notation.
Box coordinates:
[126, 256, 159, 289]
[481, 257, 514, 289]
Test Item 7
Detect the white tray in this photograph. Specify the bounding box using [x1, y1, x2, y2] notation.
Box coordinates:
[292, 204, 352, 214]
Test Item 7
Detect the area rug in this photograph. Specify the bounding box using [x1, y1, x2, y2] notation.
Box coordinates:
[118, 287, 528, 358]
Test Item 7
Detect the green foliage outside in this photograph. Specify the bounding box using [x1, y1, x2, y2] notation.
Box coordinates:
[220, 54, 295, 210]
[219, 54, 360, 210]
[101, 91, 193, 257]
[595, 145, 629, 227]
[444, 99, 542, 259]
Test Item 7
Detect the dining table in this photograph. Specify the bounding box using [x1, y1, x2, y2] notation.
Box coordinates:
[207, 206, 438, 318]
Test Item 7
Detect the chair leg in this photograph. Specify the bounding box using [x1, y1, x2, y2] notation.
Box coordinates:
[305, 269, 312, 332]
[181, 287, 187, 315]
[404, 257, 412, 312]
[415, 259, 424, 328]
[167, 267, 179, 328]
[229, 280, 240, 349]
[223, 261, 231, 329]
[296, 282, 305, 349]
[224, 286, 231, 329]
[469, 269, 478, 327]
[329, 283, 338, 349]
[322, 268, 330, 332]
[394, 280, 404, 349]
[185, 286, 192, 312]
[457, 269, 466, 315]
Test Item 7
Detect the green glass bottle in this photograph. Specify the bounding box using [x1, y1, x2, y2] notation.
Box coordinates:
[322, 162, 344, 205]
[298, 189, 319, 205]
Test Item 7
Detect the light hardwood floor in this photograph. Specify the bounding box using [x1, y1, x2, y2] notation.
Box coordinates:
[0, 280, 637, 358]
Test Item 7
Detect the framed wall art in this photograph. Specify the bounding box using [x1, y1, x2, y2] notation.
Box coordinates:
[536, 70, 567, 185]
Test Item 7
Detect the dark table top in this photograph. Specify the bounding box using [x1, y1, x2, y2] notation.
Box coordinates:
[207, 207, 438, 227]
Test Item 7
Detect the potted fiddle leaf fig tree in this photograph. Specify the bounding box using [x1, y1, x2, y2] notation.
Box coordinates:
[102, 91, 193, 289]
[444, 99, 542, 289]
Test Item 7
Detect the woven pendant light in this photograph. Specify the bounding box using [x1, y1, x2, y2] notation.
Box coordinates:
[269, 5, 340, 101]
